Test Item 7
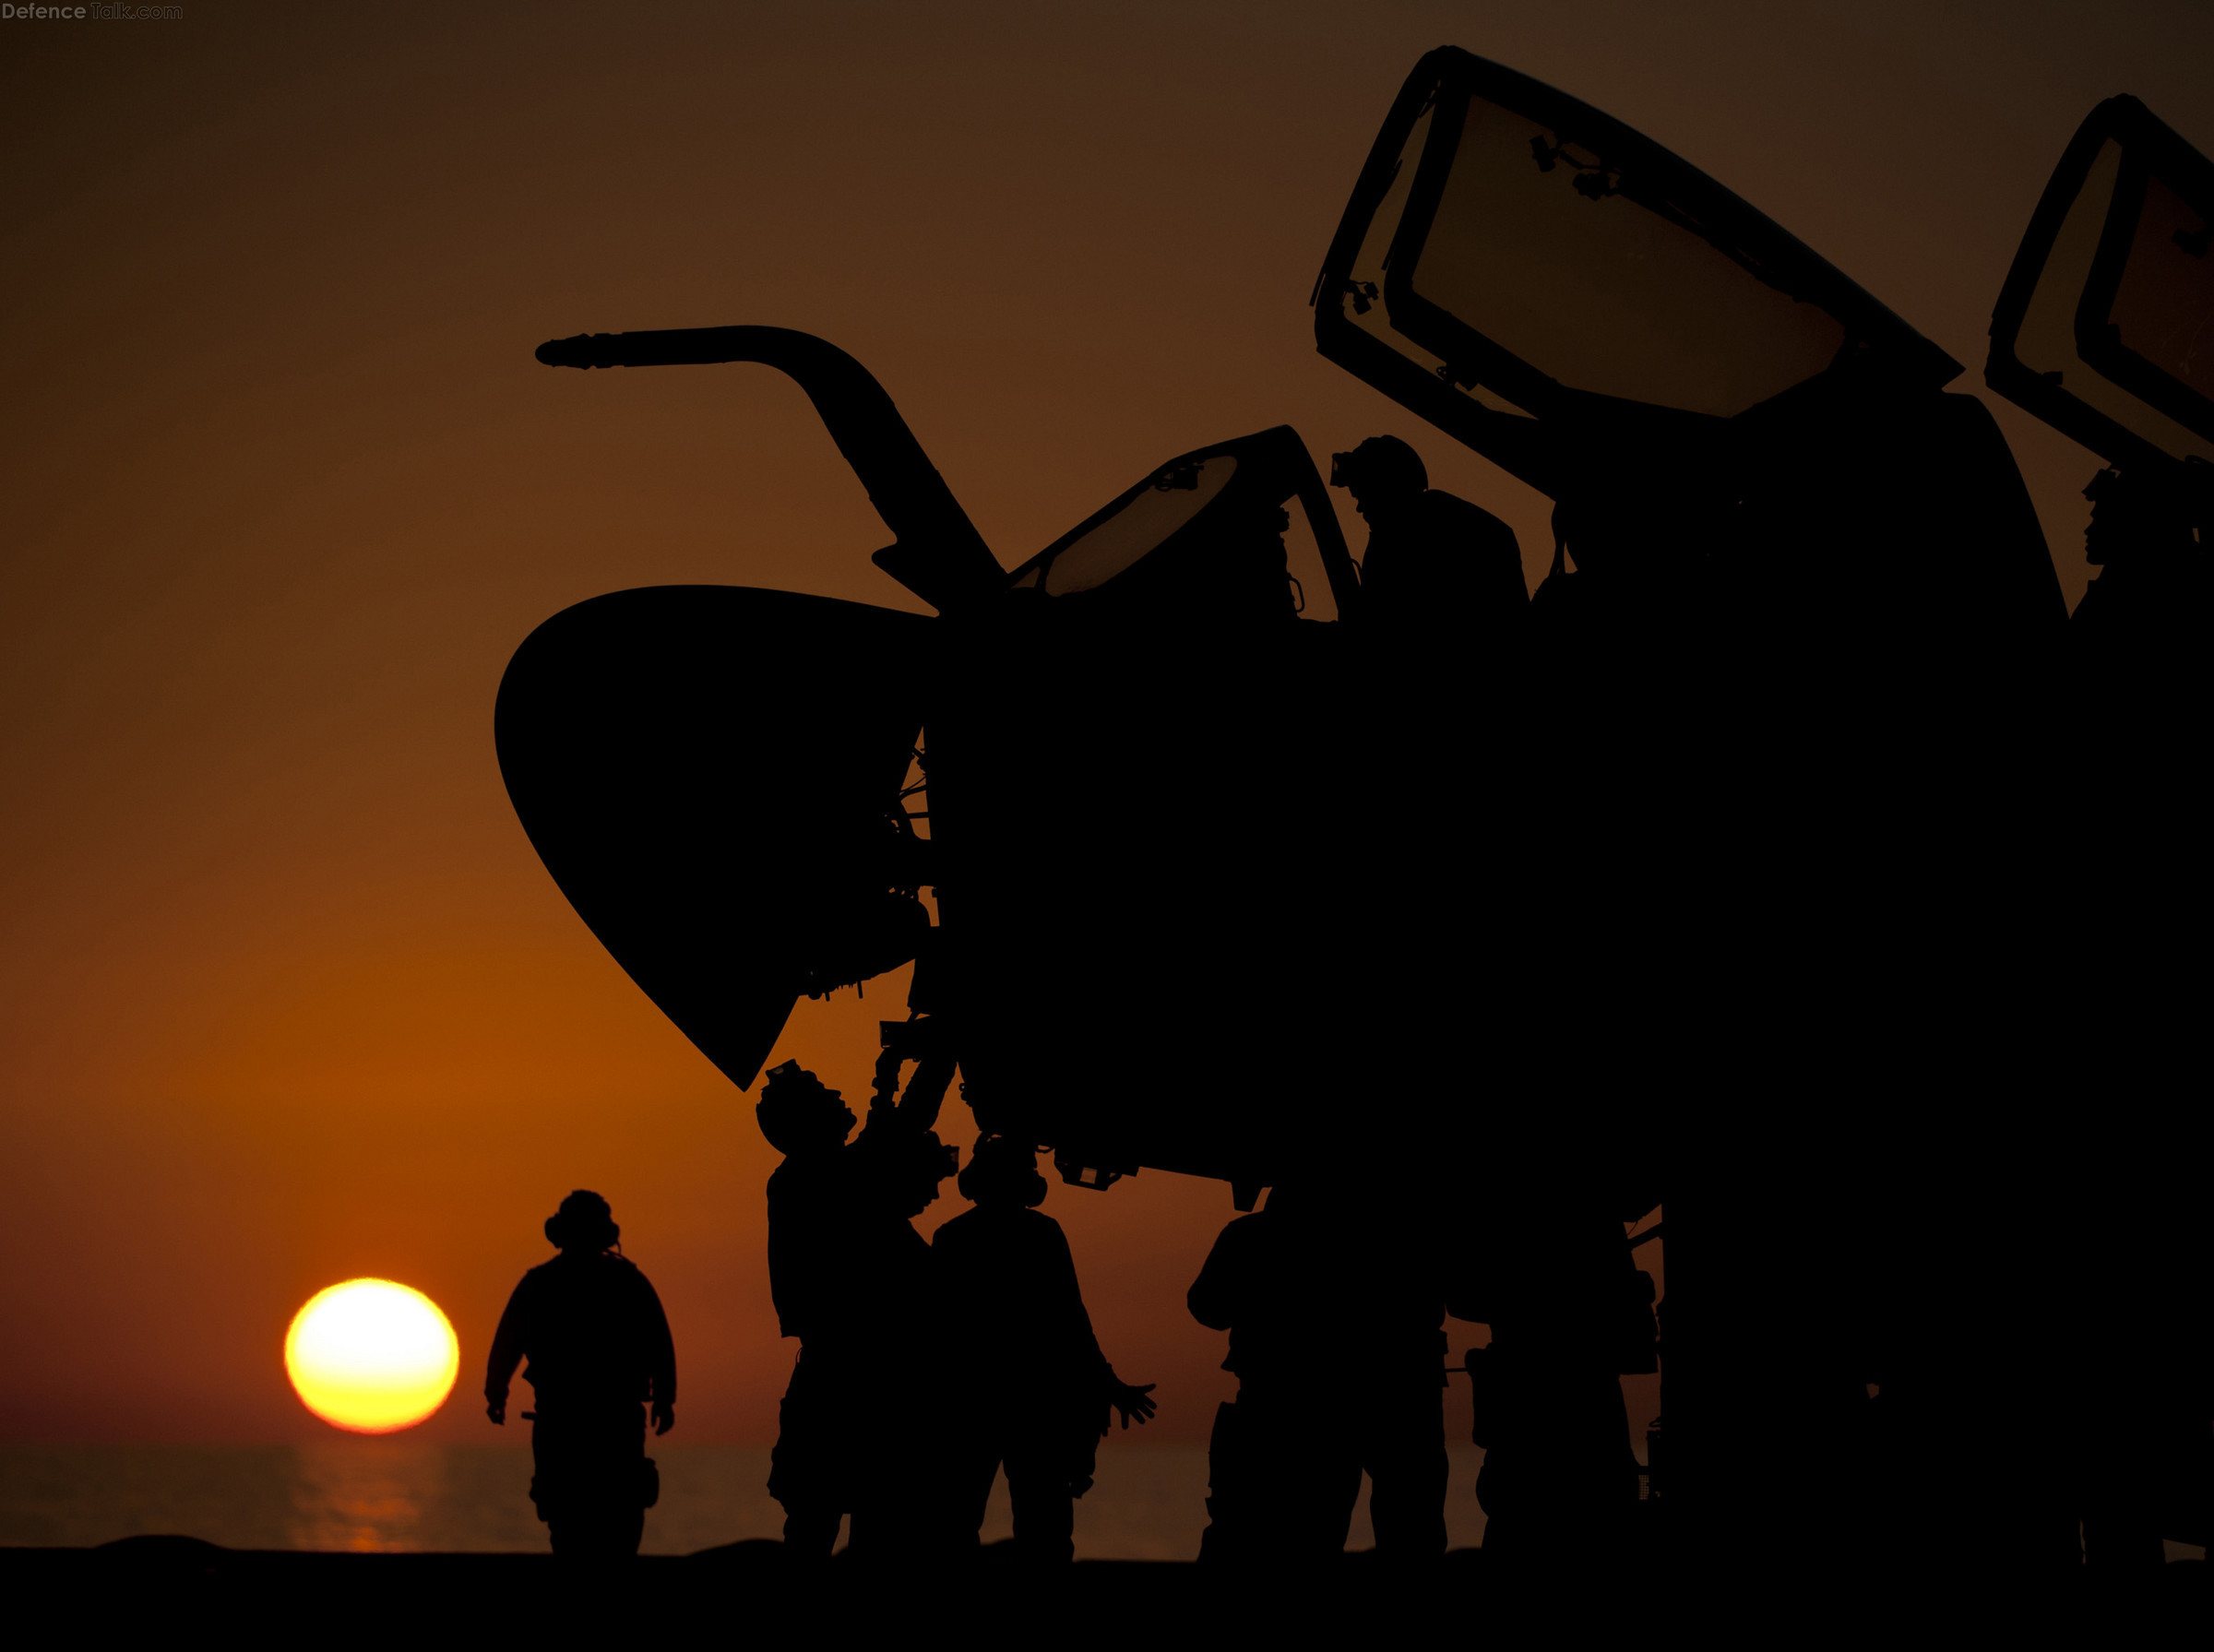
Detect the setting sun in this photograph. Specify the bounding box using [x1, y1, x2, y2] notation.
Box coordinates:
[284, 1280, 459, 1434]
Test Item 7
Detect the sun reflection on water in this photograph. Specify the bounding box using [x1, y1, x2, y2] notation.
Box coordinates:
[283, 1437, 440, 1552]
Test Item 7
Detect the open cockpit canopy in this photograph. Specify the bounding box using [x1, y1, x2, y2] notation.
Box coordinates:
[1003, 425, 1362, 622]
[1314, 49, 1960, 495]
[1987, 95, 2214, 475]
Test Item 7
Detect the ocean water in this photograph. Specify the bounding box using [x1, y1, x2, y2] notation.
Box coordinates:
[0, 1442, 1493, 1557]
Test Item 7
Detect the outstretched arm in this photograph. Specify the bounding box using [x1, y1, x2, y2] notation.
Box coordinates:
[1105, 1373, 1157, 1431]
[1048, 1221, 1160, 1434]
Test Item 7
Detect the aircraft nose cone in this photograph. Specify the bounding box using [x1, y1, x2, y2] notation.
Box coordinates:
[494, 585, 934, 1090]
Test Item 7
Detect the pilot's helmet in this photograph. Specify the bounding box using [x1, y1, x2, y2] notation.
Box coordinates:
[1329, 434, 1428, 498]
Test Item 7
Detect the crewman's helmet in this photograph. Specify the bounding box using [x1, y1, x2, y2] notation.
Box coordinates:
[545, 1189, 620, 1253]
[755, 1060, 857, 1156]
[958, 1135, 1049, 1208]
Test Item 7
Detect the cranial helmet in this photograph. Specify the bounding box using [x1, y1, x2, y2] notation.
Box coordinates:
[958, 1135, 1049, 1208]
[755, 1060, 854, 1156]
[545, 1189, 620, 1253]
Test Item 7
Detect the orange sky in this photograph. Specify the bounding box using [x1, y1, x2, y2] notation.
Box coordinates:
[2, 1, 2207, 1444]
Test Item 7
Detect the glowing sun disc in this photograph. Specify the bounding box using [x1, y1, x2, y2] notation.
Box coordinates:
[285, 1279, 459, 1434]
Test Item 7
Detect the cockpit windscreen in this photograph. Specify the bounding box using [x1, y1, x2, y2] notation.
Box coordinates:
[1988, 97, 2214, 471]
[1395, 94, 1847, 419]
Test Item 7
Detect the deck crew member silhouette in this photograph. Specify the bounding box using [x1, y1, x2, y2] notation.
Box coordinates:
[758, 1052, 958, 1561]
[485, 1190, 676, 1558]
[1451, 1194, 1649, 1575]
[1189, 1177, 1448, 1566]
[932, 1135, 1156, 1563]
[1332, 434, 1526, 658]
